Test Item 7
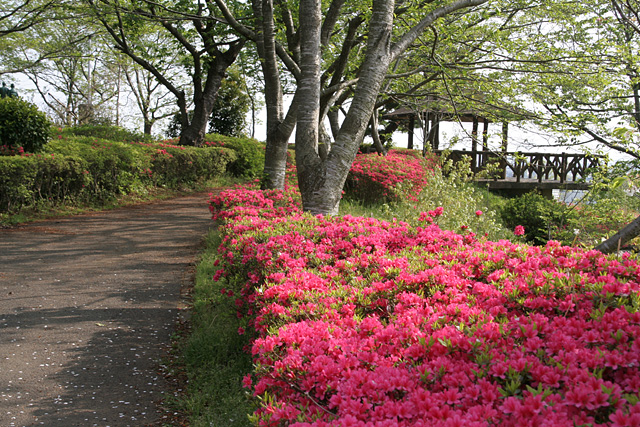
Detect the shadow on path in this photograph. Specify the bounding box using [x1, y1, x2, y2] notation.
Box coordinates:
[0, 193, 216, 426]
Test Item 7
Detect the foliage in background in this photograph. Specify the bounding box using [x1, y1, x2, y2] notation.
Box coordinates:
[59, 124, 153, 143]
[499, 171, 640, 249]
[500, 191, 570, 245]
[558, 172, 640, 249]
[165, 71, 252, 140]
[203, 133, 264, 179]
[0, 97, 51, 153]
[208, 69, 251, 137]
[343, 149, 438, 204]
[343, 152, 512, 242]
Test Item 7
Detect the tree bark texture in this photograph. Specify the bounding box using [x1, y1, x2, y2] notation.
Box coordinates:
[180, 42, 244, 146]
[297, 0, 395, 215]
[294, 0, 490, 214]
[594, 214, 640, 254]
[255, 0, 293, 189]
[295, 0, 326, 211]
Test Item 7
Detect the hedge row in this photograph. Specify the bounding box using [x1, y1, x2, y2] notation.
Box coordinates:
[0, 137, 237, 213]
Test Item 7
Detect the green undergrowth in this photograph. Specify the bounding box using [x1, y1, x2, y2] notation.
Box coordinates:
[0, 174, 246, 227]
[341, 163, 512, 241]
[172, 229, 255, 426]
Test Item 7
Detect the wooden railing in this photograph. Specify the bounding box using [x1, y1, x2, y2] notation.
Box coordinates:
[436, 150, 603, 183]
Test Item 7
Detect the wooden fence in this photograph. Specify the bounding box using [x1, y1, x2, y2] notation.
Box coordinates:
[436, 150, 603, 183]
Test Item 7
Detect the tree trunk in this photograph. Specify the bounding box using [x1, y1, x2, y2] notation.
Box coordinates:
[179, 42, 244, 146]
[263, 128, 291, 189]
[370, 108, 386, 155]
[594, 214, 640, 254]
[144, 120, 153, 135]
[180, 78, 218, 146]
[292, 0, 489, 214]
[255, 0, 296, 190]
[295, 0, 325, 210]
[297, 0, 395, 215]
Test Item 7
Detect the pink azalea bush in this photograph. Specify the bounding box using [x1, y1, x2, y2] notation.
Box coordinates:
[344, 149, 438, 204]
[0, 145, 26, 156]
[210, 186, 640, 426]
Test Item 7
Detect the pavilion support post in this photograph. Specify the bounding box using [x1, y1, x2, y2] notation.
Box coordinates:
[501, 122, 508, 179]
[501, 122, 508, 152]
[422, 112, 431, 155]
[482, 119, 489, 150]
[472, 117, 479, 172]
[482, 118, 489, 167]
[472, 117, 479, 151]
[432, 115, 440, 150]
[408, 115, 414, 149]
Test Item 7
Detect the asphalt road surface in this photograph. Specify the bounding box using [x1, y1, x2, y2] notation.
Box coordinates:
[0, 193, 216, 426]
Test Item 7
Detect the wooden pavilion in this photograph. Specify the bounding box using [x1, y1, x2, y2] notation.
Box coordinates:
[381, 94, 522, 153]
[381, 95, 602, 198]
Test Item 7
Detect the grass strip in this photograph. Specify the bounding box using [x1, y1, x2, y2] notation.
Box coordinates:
[173, 229, 255, 427]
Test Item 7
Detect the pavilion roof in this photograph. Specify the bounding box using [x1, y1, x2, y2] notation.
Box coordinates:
[382, 94, 532, 123]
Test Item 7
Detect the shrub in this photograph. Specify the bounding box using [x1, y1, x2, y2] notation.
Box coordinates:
[0, 136, 237, 215]
[203, 133, 264, 178]
[0, 156, 38, 211]
[46, 137, 146, 199]
[342, 151, 511, 242]
[0, 154, 90, 211]
[210, 186, 640, 426]
[150, 144, 237, 187]
[500, 191, 571, 245]
[0, 97, 51, 153]
[344, 149, 438, 204]
[58, 124, 151, 143]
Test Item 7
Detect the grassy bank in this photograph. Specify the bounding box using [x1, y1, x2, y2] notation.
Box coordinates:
[169, 228, 255, 426]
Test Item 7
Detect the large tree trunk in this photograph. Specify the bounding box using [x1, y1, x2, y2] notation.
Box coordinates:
[179, 42, 244, 146]
[293, 0, 488, 215]
[255, 0, 297, 189]
[594, 214, 640, 254]
[296, 0, 395, 215]
[263, 98, 297, 189]
[179, 73, 221, 146]
[296, 0, 325, 209]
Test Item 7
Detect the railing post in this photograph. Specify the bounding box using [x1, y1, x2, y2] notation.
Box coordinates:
[537, 155, 543, 183]
[473, 150, 478, 173]
[561, 152, 567, 183]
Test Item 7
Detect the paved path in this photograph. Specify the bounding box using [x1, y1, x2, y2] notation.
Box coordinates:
[0, 193, 216, 426]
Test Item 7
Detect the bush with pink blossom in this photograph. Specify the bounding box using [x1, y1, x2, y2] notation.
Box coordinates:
[343, 149, 438, 204]
[210, 186, 640, 426]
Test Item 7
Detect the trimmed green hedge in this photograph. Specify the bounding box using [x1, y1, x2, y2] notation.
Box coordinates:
[150, 144, 236, 187]
[0, 137, 237, 213]
[58, 124, 153, 143]
[203, 133, 264, 178]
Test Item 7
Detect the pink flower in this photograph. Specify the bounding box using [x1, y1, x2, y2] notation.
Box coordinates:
[242, 374, 252, 388]
[209, 185, 640, 426]
[475, 210, 483, 216]
[514, 225, 525, 236]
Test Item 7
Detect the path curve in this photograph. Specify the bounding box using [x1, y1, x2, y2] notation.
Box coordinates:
[0, 193, 216, 426]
